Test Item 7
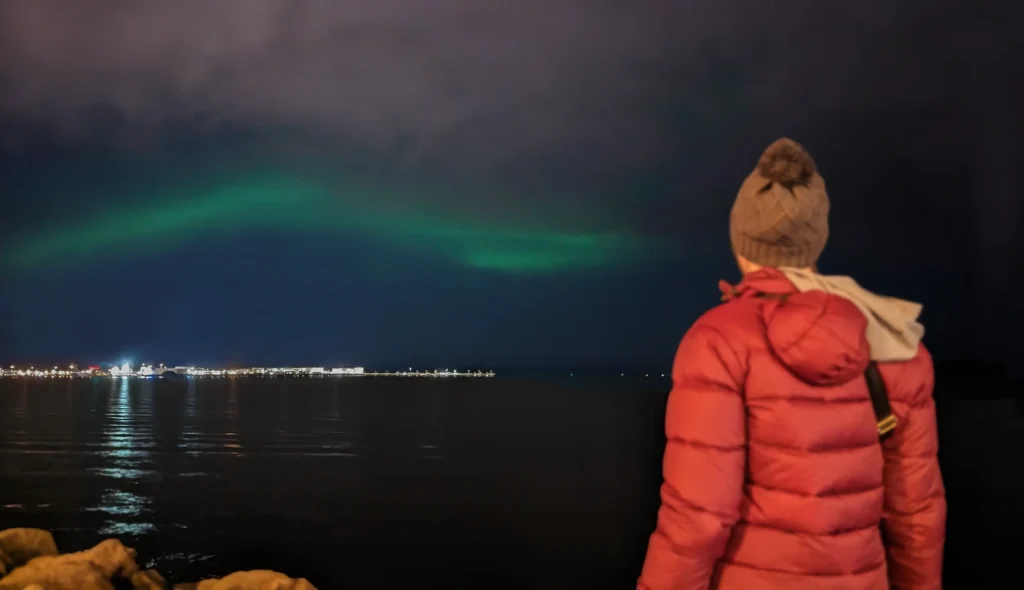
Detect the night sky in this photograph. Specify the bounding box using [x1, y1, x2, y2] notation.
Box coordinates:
[1, 1, 1021, 370]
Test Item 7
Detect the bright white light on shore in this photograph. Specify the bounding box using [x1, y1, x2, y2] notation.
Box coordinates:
[110, 366, 122, 377]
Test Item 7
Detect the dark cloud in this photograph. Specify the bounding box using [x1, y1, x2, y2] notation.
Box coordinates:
[0, 0, 1020, 241]
[0, 1, 690, 159]
[3, 1, 1017, 159]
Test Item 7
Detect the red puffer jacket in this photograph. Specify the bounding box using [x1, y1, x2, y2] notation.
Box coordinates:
[638, 269, 946, 590]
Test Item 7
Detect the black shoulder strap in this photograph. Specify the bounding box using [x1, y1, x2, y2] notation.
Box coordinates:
[752, 290, 898, 440]
[864, 361, 898, 440]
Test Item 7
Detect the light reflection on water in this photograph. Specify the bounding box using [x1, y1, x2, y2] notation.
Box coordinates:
[98, 521, 159, 536]
[223, 380, 242, 455]
[1, 375, 402, 580]
[185, 378, 197, 418]
[87, 489, 148, 516]
[87, 467, 157, 479]
[86, 376, 157, 535]
[421, 389, 447, 461]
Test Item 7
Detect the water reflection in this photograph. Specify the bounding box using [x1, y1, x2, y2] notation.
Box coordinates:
[328, 383, 341, 422]
[62, 380, 74, 436]
[227, 379, 238, 419]
[420, 389, 446, 461]
[185, 377, 197, 418]
[224, 380, 243, 455]
[88, 489, 148, 516]
[0, 376, 522, 586]
[85, 377, 156, 536]
[10, 381, 28, 418]
[98, 521, 158, 536]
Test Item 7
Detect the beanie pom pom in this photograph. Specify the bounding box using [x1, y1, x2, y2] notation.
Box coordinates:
[757, 138, 816, 186]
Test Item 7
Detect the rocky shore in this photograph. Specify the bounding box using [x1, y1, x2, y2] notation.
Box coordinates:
[0, 528, 315, 590]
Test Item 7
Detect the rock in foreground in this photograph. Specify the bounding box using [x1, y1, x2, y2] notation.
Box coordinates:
[0, 529, 59, 571]
[133, 569, 168, 590]
[0, 528, 317, 590]
[193, 570, 316, 589]
[0, 538, 137, 590]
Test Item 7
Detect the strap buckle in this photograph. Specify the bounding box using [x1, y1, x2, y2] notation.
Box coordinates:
[877, 414, 898, 437]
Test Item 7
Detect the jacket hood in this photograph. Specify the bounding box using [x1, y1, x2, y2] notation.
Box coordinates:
[778, 268, 925, 363]
[721, 269, 871, 386]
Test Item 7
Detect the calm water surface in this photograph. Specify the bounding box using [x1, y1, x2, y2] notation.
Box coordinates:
[0, 376, 668, 588]
[4, 373, 1018, 587]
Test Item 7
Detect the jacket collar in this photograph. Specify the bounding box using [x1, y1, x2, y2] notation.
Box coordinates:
[719, 268, 797, 301]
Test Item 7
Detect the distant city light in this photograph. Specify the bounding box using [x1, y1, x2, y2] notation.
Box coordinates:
[2, 363, 494, 379]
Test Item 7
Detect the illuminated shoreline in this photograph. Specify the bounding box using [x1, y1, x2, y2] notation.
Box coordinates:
[0, 364, 495, 379]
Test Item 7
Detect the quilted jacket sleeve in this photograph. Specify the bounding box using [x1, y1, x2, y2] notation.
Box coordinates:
[882, 346, 946, 590]
[638, 323, 747, 590]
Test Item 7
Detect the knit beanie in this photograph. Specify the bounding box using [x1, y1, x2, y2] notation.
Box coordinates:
[730, 138, 829, 268]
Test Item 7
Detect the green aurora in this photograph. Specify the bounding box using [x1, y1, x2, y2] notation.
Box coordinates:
[2, 175, 651, 273]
